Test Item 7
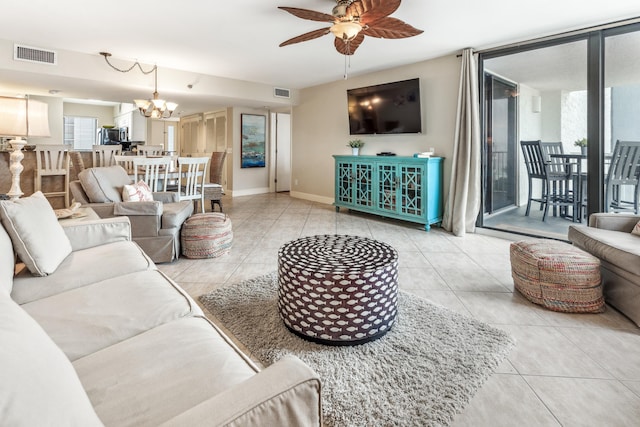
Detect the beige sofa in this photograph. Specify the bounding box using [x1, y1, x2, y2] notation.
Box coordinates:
[0, 192, 322, 426]
[69, 165, 193, 263]
[568, 213, 640, 326]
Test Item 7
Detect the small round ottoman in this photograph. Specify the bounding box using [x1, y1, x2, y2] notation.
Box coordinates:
[510, 239, 604, 313]
[277, 234, 398, 346]
[181, 213, 233, 259]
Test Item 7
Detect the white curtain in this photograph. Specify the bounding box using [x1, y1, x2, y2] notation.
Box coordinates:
[442, 48, 481, 236]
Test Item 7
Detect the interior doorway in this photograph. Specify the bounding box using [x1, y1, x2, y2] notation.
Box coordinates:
[271, 112, 291, 192]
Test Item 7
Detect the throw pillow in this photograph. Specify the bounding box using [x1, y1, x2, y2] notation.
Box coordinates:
[122, 180, 154, 202]
[632, 219, 640, 236]
[0, 192, 72, 276]
[0, 295, 103, 426]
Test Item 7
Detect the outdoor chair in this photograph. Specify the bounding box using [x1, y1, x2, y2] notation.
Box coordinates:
[520, 140, 575, 221]
[605, 140, 640, 214]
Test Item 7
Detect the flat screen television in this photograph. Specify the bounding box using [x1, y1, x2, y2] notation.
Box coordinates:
[347, 78, 422, 135]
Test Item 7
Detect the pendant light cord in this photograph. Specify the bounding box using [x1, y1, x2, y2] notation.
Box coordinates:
[99, 52, 156, 75]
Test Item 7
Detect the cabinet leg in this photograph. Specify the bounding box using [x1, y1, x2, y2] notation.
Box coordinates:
[424, 223, 431, 231]
[335, 206, 340, 212]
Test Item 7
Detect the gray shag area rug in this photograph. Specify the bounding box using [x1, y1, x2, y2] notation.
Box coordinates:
[199, 272, 515, 427]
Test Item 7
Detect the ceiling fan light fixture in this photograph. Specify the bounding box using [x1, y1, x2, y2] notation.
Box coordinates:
[332, 0, 350, 18]
[330, 21, 362, 41]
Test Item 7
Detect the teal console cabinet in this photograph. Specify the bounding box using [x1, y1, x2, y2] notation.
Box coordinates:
[334, 155, 444, 230]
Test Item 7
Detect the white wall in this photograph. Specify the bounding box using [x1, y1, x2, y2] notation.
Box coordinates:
[518, 84, 542, 205]
[63, 102, 115, 129]
[28, 95, 63, 145]
[541, 91, 562, 142]
[290, 54, 460, 203]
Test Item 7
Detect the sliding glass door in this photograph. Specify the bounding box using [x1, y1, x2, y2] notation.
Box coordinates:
[483, 74, 518, 214]
[480, 39, 589, 239]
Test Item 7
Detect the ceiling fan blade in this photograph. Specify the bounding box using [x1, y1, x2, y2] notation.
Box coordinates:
[334, 33, 365, 56]
[278, 7, 335, 23]
[280, 27, 332, 47]
[362, 17, 423, 39]
[347, 0, 401, 25]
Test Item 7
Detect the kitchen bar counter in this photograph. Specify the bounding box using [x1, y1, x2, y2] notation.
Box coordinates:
[0, 150, 94, 209]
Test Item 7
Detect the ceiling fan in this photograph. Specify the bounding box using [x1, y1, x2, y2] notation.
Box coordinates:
[278, 0, 423, 56]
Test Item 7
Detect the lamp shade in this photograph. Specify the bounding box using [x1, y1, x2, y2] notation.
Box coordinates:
[0, 97, 50, 137]
[330, 21, 362, 40]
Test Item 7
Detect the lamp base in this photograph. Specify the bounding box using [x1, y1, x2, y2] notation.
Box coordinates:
[7, 137, 26, 201]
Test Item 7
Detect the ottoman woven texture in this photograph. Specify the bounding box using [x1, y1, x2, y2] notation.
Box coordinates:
[181, 213, 232, 259]
[510, 239, 604, 313]
[278, 235, 398, 346]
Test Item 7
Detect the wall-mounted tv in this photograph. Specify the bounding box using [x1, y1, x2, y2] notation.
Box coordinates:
[347, 78, 422, 135]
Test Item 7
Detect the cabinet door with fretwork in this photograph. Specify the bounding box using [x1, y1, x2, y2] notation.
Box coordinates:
[399, 164, 425, 219]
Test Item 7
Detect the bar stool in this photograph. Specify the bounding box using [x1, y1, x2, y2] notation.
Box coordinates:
[92, 144, 122, 167]
[34, 144, 70, 207]
[137, 145, 164, 156]
[203, 151, 226, 212]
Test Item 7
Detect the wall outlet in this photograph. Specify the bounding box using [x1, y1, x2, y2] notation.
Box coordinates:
[294, 179, 298, 186]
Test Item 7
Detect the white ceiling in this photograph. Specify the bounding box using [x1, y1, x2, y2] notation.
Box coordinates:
[0, 0, 639, 113]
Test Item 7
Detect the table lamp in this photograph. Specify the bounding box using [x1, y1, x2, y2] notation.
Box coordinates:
[0, 96, 50, 200]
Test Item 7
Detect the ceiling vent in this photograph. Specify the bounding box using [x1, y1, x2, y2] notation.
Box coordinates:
[14, 44, 57, 65]
[274, 87, 290, 99]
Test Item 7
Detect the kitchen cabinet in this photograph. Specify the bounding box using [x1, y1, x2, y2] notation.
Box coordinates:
[334, 155, 443, 230]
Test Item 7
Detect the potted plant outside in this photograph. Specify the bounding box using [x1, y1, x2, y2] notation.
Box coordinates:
[574, 138, 587, 156]
[348, 139, 364, 155]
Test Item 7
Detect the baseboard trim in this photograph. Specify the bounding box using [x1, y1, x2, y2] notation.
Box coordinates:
[289, 191, 333, 205]
[229, 187, 271, 197]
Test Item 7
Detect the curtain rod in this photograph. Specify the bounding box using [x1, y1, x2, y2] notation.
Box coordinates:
[457, 15, 640, 57]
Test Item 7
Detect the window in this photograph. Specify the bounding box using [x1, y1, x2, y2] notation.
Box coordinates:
[63, 116, 97, 150]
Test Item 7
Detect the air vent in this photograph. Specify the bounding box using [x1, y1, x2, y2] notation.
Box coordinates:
[274, 87, 290, 99]
[14, 44, 57, 65]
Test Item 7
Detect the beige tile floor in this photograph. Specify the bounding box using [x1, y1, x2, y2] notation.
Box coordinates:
[158, 193, 640, 426]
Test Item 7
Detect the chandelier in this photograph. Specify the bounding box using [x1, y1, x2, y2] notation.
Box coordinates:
[100, 52, 178, 119]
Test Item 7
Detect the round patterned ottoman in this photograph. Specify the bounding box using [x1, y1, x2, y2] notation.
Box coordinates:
[277, 235, 398, 346]
[181, 213, 233, 259]
[510, 239, 604, 313]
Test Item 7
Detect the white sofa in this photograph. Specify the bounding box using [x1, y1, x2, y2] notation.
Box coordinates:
[0, 192, 322, 426]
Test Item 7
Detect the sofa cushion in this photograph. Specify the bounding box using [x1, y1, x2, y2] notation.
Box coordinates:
[0, 294, 103, 426]
[161, 201, 194, 230]
[0, 223, 14, 295]
[23, 270, 203, 361]
[123, 180, 154, 202]
[11, 240, 154, 304]
[73, 316, 257, 427]
[0, 191, 72, 276]
[79, 165, 131, 203]
[568, 225, 640, 276]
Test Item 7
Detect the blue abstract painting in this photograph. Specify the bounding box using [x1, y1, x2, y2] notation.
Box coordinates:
[241, 114, 266, 168]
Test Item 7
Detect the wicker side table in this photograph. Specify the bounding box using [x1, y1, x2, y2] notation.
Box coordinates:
[510, 239, 604, 313]
[277, 235, 398, 346]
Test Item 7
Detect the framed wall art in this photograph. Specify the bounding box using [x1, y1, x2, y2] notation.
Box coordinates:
[240, 114, 266, 168]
